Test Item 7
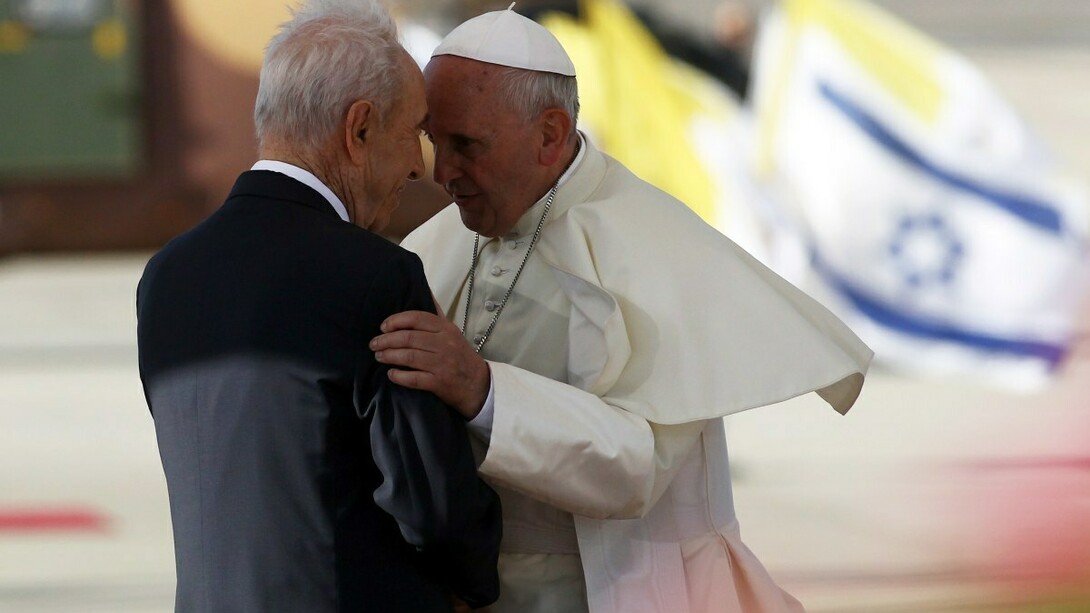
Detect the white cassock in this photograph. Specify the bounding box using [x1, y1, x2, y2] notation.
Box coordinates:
[401, 136, 872, 613]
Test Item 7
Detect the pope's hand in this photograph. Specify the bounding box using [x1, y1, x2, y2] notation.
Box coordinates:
[370, 310, 490, 419]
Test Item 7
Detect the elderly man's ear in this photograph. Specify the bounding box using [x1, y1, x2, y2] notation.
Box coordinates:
[344, 99, 374, 165]
[538, 107, 573, 167]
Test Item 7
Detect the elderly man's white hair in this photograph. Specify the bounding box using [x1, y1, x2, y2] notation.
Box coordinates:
[254, 0, 405, 152]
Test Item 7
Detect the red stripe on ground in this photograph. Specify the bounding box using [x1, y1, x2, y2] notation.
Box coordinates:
[0, 508, 109, 533]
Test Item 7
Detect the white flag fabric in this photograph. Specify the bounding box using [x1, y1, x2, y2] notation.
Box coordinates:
[747, 0, 1089, 388]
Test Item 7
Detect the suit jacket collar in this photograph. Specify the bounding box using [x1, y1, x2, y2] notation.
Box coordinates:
[227, 170, 344, 221]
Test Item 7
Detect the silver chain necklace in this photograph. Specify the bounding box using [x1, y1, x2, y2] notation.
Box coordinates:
[460, 180, 559, 353]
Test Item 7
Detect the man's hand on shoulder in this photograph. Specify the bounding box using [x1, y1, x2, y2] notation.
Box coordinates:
[370, 310, 490, 419]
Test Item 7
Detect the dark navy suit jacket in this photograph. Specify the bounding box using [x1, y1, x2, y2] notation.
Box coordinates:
[137, 170, 501, 612]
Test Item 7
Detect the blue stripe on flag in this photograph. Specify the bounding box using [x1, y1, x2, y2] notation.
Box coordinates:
[813, 255, 1066, 366]
[818, 81, 1064, 235]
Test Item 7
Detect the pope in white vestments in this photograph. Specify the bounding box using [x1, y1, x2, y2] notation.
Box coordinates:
[372, 8, 873, 613]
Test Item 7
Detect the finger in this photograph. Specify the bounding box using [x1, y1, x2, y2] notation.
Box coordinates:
[379, 310, 445, 333]
[386, 367, 440, 394]
[387, 367, 476, 419]
[372, 329, 418, 352]
[374, 347, 443, 371]
[372, 327, 452, 353]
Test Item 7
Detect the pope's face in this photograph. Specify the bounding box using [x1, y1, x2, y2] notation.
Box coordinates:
[424, 56, 548, 238]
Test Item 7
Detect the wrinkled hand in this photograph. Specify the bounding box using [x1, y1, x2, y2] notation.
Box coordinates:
[370, 310, 490, 419]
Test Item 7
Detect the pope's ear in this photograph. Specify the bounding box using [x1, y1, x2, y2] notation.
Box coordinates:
[344, 99, 374, 165]
[538, 107, 573, 166]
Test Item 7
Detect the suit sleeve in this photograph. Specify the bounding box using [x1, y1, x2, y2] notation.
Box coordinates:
[357, 254, 501, 608]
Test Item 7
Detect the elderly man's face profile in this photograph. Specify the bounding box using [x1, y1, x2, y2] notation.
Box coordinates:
[424, 56, 549, 238]
[353, 54, 427, 232]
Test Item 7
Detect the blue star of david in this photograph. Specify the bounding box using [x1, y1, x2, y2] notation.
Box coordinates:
[887, 213, 965, 289]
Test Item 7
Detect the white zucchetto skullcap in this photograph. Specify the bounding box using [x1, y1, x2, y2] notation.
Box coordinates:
[431, 3, 576, 77]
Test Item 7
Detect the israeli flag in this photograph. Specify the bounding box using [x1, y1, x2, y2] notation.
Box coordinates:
[747, 0, 1088, 388]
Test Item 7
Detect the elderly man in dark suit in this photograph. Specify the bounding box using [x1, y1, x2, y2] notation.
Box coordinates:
[135, 1, 501, 611]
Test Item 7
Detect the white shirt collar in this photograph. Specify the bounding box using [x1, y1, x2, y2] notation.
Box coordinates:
[250, 160, 350, 223]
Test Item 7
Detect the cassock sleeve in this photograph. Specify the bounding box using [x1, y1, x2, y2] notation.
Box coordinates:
[357, 255, 502, 608]
[481, 361, 707, 520]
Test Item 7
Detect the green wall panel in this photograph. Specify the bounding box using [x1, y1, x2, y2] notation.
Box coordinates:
[0, 0, 141, 180]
